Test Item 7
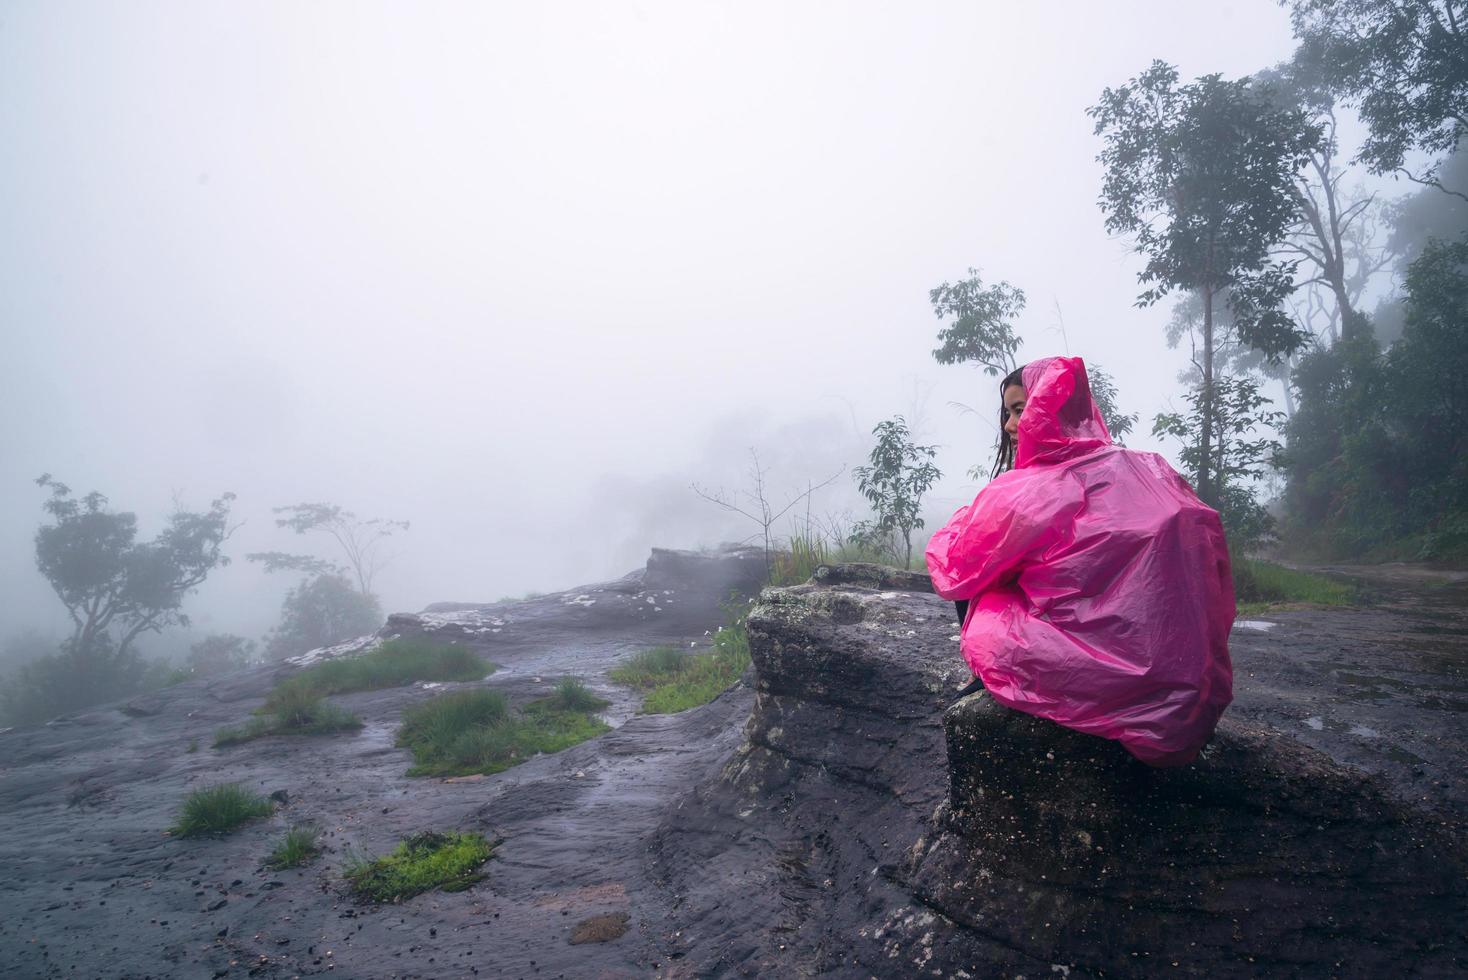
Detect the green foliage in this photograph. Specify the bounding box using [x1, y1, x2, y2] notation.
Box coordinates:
[266, 638, 491, 707]
[1087, 364, 1138, 443]
[1091, 62, 1320, 505]
[929, 269, 1025, 377]
[343, 831, 492, 902]
[1233, 557, 1355, 611]
[263, 573, 383, 662]
[396, 686, 608, 777]
[171, 782, 274, 837]
[1154, 374, 1287, 551]
[267, 824, 323, 869]
[1283, 236, 1468, 559]
[610, 598, 752, 714]
[8, 478, 235, 727]
[852, 416, 942, 569]
[187, 633, 257, 677]
[548, 677, 610, 714]
[213, 690, 363, 747]
[1288, 0, 1468, 190]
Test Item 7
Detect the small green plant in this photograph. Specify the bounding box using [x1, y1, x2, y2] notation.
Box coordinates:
[267, 824, 322, 869]
[214, 691, 363, 747]
[266, 638, 492, 709]
[610, 598, 752, 714]
[172, 782, 274, 837]
[549, 677, 609, 714]
[343, 831, 493, 902]
[186, 738, 199, 754]
[396, 687, 609, 777]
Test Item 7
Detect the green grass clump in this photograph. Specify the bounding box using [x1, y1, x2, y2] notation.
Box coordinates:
[396, 687, 609, 777]
[1234, 557, 1356, 614]
[547, 677, 610, 714]
[343, 831, 493, 902]
[266, 638, 493, 709]
[214, 689, 363, 747]
[172, 782, 275, 837]
[611, 599, 752, 714]
[267, 824, 322, 869]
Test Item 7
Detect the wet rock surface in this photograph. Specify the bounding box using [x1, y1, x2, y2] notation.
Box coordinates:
[652, 567, 1468, 977]
[1, 552, 1465, 978]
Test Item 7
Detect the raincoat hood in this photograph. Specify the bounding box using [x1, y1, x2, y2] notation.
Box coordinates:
[1015, 356, 1112, 469]
[926, 355, 1234, 767]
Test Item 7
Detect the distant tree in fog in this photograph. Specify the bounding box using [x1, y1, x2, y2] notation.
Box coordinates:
[186, 633, 257, 676]
[929, 269, 1025, 377]
[263, 574, 382, 662]
[33, 475, 235, 661]
[248, 502, 408, 597]
[2, 476, 235, 727]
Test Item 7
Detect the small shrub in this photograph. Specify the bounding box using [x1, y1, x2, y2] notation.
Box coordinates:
[267, 638, 492, 710]
[608, 646, 687, 688]
[267, 824, 322, 869]
[186, 738, 199, 753]
[172, 783, 274, 837]
[343, 831, 492, 902]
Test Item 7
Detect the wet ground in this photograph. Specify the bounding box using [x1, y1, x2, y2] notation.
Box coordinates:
[0, 555, 1463, 978]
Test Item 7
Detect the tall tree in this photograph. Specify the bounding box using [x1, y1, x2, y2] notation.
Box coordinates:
[33, 475, 235, 661]
[247, 502, 408, 598]
[1289, 0, 1468, 200]
[1089, 62, 1322, 506]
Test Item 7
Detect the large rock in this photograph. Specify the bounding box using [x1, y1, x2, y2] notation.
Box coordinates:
[654, 565, 1468, 977]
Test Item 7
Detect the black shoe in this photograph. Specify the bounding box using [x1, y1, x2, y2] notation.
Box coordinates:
[953, 676, 986, 703]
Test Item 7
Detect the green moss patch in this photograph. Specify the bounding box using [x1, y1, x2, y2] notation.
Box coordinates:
[172, 782, 275, 837]
[396, 686, 609, 778]
[343, 831, 493, 902]
[267, 638, 493, 708]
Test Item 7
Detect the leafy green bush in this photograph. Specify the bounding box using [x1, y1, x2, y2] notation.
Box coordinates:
[266, 638, 491, 710]
[172, 783, 274, 837]
[343, 832, 493, 901]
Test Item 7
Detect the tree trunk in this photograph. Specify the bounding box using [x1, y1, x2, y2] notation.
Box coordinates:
[1199, 286, 1217, 508]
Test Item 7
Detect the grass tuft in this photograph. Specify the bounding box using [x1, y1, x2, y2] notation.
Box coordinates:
[343, 831, 493, 902]
[611, 598, 752, 714]
[396, 687, 609, 778]
[172, 782, 274, 837]
[548, 677, 610, 714]
[214, 692, 363, 747]
[1234, 557, 1356, 614]
[267, 824, 322, 869]
[267, 638, 493, 709]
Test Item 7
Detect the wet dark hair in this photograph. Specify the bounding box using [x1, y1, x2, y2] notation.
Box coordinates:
[991, 367, 1026, 479]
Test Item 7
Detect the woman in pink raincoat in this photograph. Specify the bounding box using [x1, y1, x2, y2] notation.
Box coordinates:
[924, 356, 1235, 767]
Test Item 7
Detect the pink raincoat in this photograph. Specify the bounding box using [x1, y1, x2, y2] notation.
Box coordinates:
[925, 356, 1234, 766]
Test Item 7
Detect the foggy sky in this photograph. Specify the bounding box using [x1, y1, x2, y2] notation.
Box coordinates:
[1, 2, 1375, 651]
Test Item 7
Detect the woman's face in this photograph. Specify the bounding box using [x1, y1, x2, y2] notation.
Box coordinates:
[1003, 383, 1027, 444]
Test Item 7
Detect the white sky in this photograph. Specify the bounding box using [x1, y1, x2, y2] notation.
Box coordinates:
[1, 1, 1385, 647]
